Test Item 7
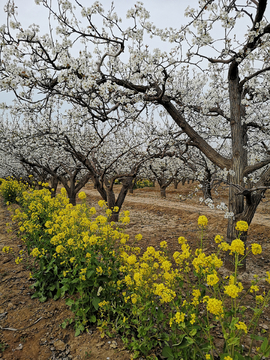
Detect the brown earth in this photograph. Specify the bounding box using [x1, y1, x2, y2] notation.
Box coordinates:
[0, 182, 270, 360]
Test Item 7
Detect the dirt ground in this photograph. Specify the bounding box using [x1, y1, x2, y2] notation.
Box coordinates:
[1, 182, 270, 360]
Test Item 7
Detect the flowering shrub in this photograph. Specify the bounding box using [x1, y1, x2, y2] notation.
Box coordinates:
[4, 179, 270, 359]
[0, 177, 28, 204]
[134, 179, 154, 189]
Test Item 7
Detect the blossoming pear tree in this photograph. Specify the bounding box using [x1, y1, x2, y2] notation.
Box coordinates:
[0, 110, 93, 204]
[1, 0, 270, 264]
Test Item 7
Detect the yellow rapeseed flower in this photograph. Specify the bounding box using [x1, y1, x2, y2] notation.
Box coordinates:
[191, 289, 201, 306]
[105, 209, 112, 218]
[207, 273, 219, 286]
[218, 242, 230, 251]
[30, 248, 41, 257]
[98, 200, 107, 208]
[15, 257, 23, 264]
[78, 191, 86, 200]
[224, 283, 243, 298]
[67, 238, 75, 246]
[2, 246, 13, 253]
[205, 297, 224, 317]
[256, 295, 264, 303]
[224, 357, 233, 360]
[135, 233, 142, 241]
[127, 254, 137, 265]
[55, 245, 65, 254]
[160, 241, 168, 249]
[174, 311, 185, 324]
[198, 215, 208, 228]
[235, 220, 248, 232]
[230, 239, 245, 255]
[235, 321, 248, 334]
[178, 236, 187, 244]
[121, 216, 130, 224]
[190, 313, 196, 325]
[61, 187, 67, 195]
[96, 266, 103, 275]
[265, 271, 270, 284]
[250, 285, 259, 293]
[89, 207, 96, 215]
[251, 243, 262, 255]
[214, 234, 223, 243]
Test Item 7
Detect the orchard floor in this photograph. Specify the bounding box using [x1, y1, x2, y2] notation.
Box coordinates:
[1, 182, 270, 360]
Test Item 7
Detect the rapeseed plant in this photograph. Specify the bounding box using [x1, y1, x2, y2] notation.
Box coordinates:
[2, 178, 270, 359]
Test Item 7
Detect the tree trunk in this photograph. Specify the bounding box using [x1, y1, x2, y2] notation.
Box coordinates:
[50, 176, 59, 198]
[201, 169, 212, 200]
[201, 181, 212, 200]
[174, 178, 180, 189]
[160, 187, 166, 198]
[128, 178, 136, 194]
[225, 61, 248, 270]
[106, 177, 134, 222]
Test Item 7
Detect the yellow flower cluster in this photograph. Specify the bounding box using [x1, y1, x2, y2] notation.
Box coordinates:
[207, 272, 219, 286]
[31, 248, 41, 257]
[251, 243, 262, 255]
[192, 252, 223, 274]
[198, 215, 208, 228]
[235, 220, 248, 232]
[204, 297, 224, 317]
[235, 321, 248, 334]
[214, 234, 223, 243]
[229, 239, 245, 255]
[2, 246, 13, 253]
[154, 283, 176, 303]
[224, 282, 243, 298]
[191, 289, 201, 306]
[169, 311, 185, 327]
[78, 191, 86, 200]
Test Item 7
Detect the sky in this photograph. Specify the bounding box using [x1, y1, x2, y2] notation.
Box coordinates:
[0, 0, 196, 30]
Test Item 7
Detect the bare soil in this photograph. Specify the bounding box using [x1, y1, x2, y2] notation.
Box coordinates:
[1, 182, 270, 360]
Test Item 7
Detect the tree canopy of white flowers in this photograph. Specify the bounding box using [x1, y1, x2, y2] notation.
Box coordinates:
[1, 0, 270, 267]
[0, 104, 183, 219]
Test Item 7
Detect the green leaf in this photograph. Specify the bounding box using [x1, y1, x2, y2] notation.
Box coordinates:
[261, 337, 268, 352]
[227, 336, 240, 346]
[263, 349, 270, 358]
[162, 345, 174, 360]
[172, 334, 185, 347]
[53, 288, 61, 300]
[92, 297, 100, 310]
[229, 317, 239, 330]
[86, 270, 94, 279]
[233, 352, 246, 360]
[251, 334, 265, 341]
[65, 298, 74, 307]
[89, 315, 96, 323]
[39, 295, 47, 303]
[75, 324, 85, 337]
[53, 265, 58, 275]
[189, 328, 197, 337]
[75, 328, 81, 337]
[61, 320, 67, 329]
[186, 337, 194, 345]
[49, 284, 56, 291]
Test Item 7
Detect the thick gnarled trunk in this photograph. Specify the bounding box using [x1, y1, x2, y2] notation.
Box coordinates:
[225, 61, 248, 270]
